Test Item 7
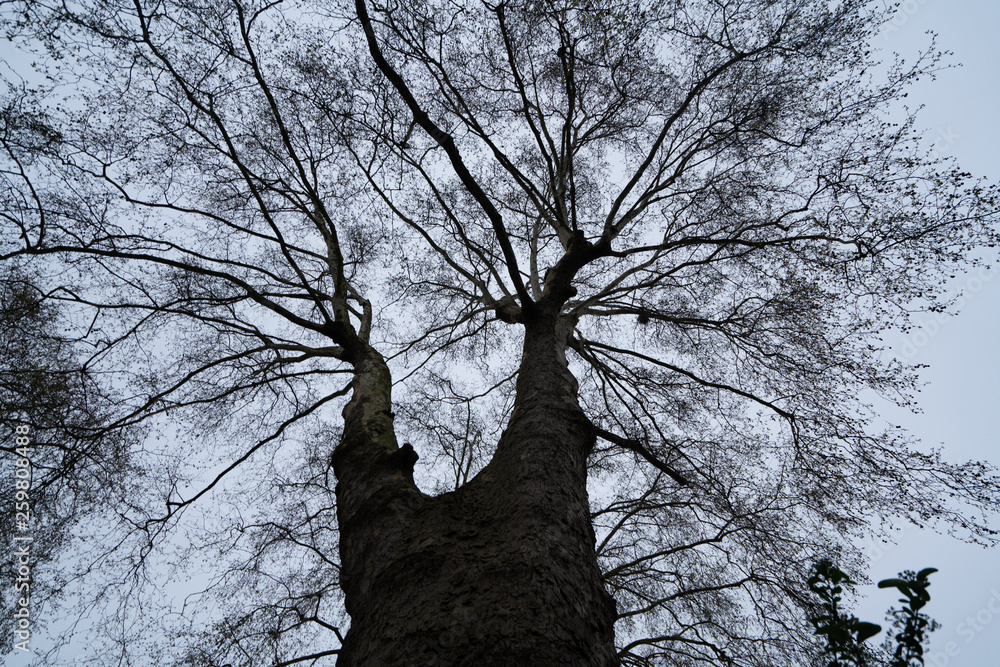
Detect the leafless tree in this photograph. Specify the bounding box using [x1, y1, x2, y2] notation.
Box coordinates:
[2, 0, 999, 665]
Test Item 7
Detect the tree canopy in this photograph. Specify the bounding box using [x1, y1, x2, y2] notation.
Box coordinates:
[1, 0, 999, 664]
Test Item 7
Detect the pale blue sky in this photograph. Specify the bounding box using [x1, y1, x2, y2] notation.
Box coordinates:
[854, 2, 1000, 665]
[2, 1, 998, 664]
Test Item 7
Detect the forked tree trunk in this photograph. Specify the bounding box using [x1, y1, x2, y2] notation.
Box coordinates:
[332, 309, 618, 665]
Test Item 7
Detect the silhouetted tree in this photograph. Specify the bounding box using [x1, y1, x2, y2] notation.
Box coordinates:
[2, 0, 998, 664]
[0, 262, 134, 656]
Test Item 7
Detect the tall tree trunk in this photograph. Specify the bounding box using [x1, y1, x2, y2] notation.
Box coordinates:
[332, 311, 618, 665]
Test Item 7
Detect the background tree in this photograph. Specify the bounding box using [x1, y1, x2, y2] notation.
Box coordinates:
[1, 0, 999, 665]
[0, 100, 136, 658]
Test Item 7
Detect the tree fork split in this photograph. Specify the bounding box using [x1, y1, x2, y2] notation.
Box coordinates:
[332, 312, 618, 665]
[3, 0, 1000, 664]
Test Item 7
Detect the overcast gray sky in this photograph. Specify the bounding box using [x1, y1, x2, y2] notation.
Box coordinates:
[2, 1, 998, 664]
[853, 2, 1000, 665]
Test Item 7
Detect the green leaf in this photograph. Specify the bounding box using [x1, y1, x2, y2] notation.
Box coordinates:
[856, 622, 882, 643]
[877, 578, 907, 589]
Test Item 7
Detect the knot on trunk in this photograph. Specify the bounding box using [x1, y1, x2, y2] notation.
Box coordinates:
[493, 294, 524, 323]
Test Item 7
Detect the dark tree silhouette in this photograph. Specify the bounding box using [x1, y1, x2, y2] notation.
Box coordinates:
[0, 263, 134, 656]
[1, 0, 998, 664]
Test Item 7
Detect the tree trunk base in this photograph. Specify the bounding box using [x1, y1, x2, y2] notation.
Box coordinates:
[336, 473, 618, 667]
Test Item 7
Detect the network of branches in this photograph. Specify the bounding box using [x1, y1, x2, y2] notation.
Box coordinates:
[1, 0, 998, 664]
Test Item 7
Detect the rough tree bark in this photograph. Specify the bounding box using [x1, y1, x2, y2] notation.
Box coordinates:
[332, 242, 617, 665]
[11, 0, 1000, 663]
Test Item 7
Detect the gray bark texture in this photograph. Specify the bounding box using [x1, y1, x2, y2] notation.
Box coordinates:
[332, 306, 618, 666]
